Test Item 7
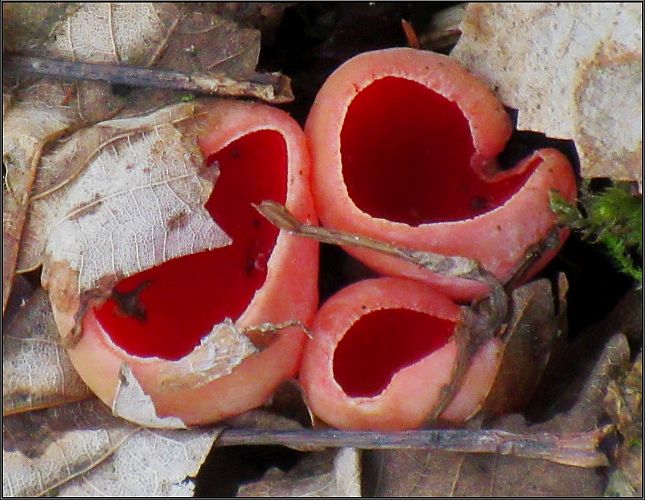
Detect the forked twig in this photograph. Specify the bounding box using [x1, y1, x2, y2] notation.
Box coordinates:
[254, 200, 508, 328]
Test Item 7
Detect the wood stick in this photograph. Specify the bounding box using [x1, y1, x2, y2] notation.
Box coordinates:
[215, 425, 613, 468]
[3, 55, 294, 104]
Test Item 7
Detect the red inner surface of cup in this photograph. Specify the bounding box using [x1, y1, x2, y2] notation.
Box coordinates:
[333, 308, 455, 397]
[340, 77, 533, 225]
[95, 130, 287, 360]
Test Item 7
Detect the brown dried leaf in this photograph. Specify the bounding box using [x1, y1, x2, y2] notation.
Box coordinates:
[2, 398, 222, 497]
[481, 278, 559, 415]
[3, 288, 91, 416]
[365, 333, 630, 497]
[604, 353, 643, 496]
[107, 5, 263, 117]
[237, 448, 361, 497]
[2, 274, 35, 326]
[451, 3, 643, 186]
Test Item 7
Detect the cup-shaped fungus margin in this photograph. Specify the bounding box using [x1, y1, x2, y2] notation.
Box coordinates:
[48, 100, 319, 426]
[299, 277, 503, 431]
[306, 48, 577, 301]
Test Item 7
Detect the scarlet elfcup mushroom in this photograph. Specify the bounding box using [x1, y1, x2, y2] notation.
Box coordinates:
[306, 48, 577, 301]
[52, 100, 319, 426]
[299, 277, 502, 430]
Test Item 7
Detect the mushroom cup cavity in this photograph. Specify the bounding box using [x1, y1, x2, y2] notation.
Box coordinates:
[54, 100, 319, 426]
[300, 278, 501, 431]
[306, 48, 577, 301]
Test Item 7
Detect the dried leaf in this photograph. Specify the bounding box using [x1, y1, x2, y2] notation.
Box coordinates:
[3, 2, 184, 312]
[604, 353, 642, 496]
[7, 2, 267, 310]
[481, 278, 559, 414]
[2, 398, 222, 497]
[364, 333, 630, 496]
[2, 274, 35, 325]
[451, 3, 643, 186]
[158, 320, 258, 392]
[2, 399, 136, 497]
[3, 288, 91, 416]
[24, 102, 231, 344]
[237, 448, 361, 497]
[112, 364, 188, 429]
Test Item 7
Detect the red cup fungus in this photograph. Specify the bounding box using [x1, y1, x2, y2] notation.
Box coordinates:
[306, 48, 577, 301]
[56, 100, 319, 425]
[300, 277, 503, 431]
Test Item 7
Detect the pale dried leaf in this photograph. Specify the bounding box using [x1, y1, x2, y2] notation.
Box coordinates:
[237, 448, 361, 497]
[2, 398, 223, 497]
[365, 334, 630, 496]
[31, 102, 230, 335]
[3, 96, 80, 313]
[158, 320, 258, 392]
[3, 2, 186, 311]
[112, 364, 188, 429]
[17, 5, 265, 272]
[451, 3, 643, 185]
[2, 399, 136, 497]
[3, 288, 91, 416]
[43, 2, 181, 122]
[56, 424, 222, 497]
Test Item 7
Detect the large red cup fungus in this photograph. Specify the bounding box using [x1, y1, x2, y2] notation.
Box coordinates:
[54, 100, 319, 425]
[300, 277, 502, 431]
[306, 48, 577, 301]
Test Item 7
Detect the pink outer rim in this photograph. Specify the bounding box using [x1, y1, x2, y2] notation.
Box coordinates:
[65, 100, 319, 426]
[300, 277, 493, 431]
[306, 48, 577, 301]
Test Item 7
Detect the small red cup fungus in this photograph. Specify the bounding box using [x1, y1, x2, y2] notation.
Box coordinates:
[57, 100, 319, 425]
[300, 277, 502, 431]
[306, 48, 577, 301]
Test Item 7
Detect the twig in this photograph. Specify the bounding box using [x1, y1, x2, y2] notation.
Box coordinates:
[215, 426, 613, 468]
[2, 55, 294, 104]
[254, 200, 508, 328]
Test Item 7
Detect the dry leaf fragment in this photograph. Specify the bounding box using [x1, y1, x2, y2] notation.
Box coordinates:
[604, 352, 643, 496]
[112, 364, 188, 429]
[2, 399, 137, 497]
[3, 288, 91, 416]
[2, 274, 35, 326]
[157, 320, 258, 392]
[28, 102, 230, 345]
[481, 278, 559, 415]
[2, 398, 223, 497]
[237, 448, 361, 497]
[364, 333, 630, 497]
[451, 3, 643, 186]
[3, 2, 182, 313]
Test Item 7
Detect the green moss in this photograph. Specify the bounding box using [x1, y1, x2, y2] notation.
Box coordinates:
[550, 182, 642, 284]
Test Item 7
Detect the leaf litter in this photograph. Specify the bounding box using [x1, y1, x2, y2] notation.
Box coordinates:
[3, 288, 91, 416]
[2, 2, 642, 497]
